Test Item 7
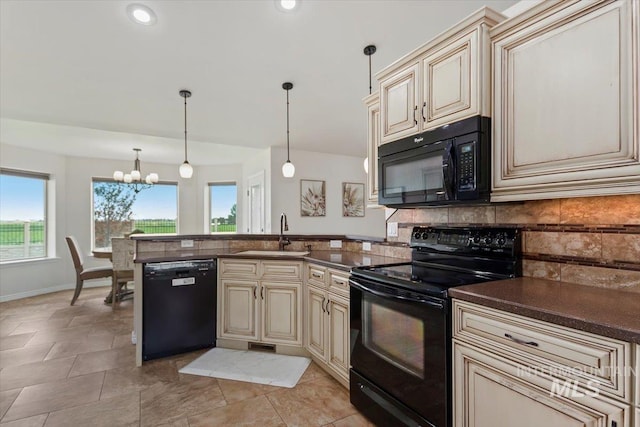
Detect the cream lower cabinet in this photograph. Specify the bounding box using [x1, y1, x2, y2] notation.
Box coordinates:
[491, 0, 640, 201]
[454, 343, 629, 427]
[218, 258, 302, 347]
[452, 299, 634, 427]
[304, 263, 350, 387]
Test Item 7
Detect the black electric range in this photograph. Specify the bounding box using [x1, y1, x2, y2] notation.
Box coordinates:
[349, 226, 521, 427]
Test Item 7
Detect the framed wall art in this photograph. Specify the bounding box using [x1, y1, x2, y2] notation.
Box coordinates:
[342, 182, 365, 217]
[300, 179, 326, 217]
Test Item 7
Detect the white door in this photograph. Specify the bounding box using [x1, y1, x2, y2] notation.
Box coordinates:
[246, 171, 265, 233]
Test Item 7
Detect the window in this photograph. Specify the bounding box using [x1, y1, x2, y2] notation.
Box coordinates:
[0, 169, 49, 261]
[209, 182, 237, 233]
[93, 180, 178, 249]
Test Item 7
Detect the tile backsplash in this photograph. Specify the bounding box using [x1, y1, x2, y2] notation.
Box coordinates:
[387, 195, 640, 293]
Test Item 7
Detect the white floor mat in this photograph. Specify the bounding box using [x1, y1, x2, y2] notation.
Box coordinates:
[178, 347, 311, 388]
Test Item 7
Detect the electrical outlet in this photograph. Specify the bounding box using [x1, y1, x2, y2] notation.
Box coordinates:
[330, 240, 342, 249]
[181, 239, 194, 248]
[387, 222, 399, 237]
[362, 242, 372, 251]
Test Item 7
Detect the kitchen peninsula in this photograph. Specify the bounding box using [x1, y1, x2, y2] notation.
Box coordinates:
[130, 233, 410, 380]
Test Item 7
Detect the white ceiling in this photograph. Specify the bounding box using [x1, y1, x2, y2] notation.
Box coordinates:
[0, 0, 518, 165]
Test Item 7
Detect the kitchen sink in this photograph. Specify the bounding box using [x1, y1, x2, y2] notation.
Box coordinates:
[234, 250, 310, 257]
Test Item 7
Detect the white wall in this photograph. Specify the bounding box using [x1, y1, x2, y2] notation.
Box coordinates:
[269, 147, 386, 238]
[0, 144, 74, 300]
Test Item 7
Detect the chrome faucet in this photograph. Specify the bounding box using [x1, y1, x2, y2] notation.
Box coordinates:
[279, 213, 291, 250]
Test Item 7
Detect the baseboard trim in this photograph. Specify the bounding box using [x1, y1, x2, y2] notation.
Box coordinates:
[0, 280, 111, 303]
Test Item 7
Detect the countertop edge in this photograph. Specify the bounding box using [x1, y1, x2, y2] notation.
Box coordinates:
[449, 280, 640, 345]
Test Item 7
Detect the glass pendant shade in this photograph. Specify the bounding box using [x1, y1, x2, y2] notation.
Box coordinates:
[130, 170, 141, 181]
[282, 160, 295, 178]
[124, 174, 132, 183]
[113, 170, 124, 181]
[363, 157, 369, 174]
[179, 161, 193, 179]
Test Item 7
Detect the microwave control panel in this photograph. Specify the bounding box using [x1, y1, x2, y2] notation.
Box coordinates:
[456, 141, 476, 191]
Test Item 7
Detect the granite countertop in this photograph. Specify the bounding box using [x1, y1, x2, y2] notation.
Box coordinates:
[449, 277, 640, 344]
[135, 249, 409, 272]
[303, 250, 408, 271]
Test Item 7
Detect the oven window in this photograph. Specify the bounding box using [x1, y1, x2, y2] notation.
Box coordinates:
[383, 156, 443, 196]
[362, 294, 424, 379]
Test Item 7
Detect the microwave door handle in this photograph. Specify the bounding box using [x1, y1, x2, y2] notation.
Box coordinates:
[442, 140, 456, 199]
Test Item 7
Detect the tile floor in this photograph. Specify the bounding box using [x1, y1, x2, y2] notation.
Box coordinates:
[0, 287, 375, 426]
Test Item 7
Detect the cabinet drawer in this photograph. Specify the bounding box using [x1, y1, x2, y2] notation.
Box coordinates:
[328, 269, 350, 297]
[219, 259, 259, 277]
[261, 261, 302, 280]
[306, 263, 327, 287]
[453, 300, 631, 402]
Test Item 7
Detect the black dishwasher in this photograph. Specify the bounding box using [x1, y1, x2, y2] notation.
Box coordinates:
[142, 259, 216, 361]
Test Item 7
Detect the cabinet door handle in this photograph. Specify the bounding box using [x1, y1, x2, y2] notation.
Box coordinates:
[260, 287, 264, 300]
[413, 105, 418, 125]
[421, 101, 426, 122]
[253, 286, 257, 299]
[326, 299, 330, 315]
[312, 272, 322, 278]
[321, 297, 326, 313]
[333, 278, 346, 286]
[504, 333, 539, 347]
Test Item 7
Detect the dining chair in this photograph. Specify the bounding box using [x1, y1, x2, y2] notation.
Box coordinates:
[109, 237, 135, 309]
[66, 236, 113, 305]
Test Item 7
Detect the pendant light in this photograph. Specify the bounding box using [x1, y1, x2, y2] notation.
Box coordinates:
[363, 44, 377, 174]
[281, 82, 295, 178]
[179, 89, 194, 179]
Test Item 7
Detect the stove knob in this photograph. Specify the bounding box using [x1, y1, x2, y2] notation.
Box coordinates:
[473, 236, 481, 244]
[497, 237, 506, 246]
[413, 231, 422, 240]
[483, 237, 493, 245]
[421, 232, 431, 240]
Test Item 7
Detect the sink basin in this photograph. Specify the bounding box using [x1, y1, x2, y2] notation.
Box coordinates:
[234, 250, 310, 257]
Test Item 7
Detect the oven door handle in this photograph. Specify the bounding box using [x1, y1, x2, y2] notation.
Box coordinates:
[350, 280, 445, 310]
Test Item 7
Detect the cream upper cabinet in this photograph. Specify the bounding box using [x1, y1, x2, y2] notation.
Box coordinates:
[218, 258, 302, 347]
[452, 299, 635, 427]
[378, 7, 504, 144]
[422, 28, 482, 127]
[491, 0, 640, 201]
[380, 63, 420, 143]
[364, 92, 381, 206]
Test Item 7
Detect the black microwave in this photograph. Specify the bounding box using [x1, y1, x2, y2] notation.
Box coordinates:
[378, 116, 490, 207]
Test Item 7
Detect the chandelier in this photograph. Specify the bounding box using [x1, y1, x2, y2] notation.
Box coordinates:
[113, 148, 159, 193]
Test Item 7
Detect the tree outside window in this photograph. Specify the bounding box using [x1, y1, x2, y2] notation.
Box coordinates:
[93, 180, 178, 249]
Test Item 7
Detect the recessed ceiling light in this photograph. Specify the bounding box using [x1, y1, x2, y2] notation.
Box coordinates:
[275, 0, 299, 12]
[127, 4, 157, 25]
